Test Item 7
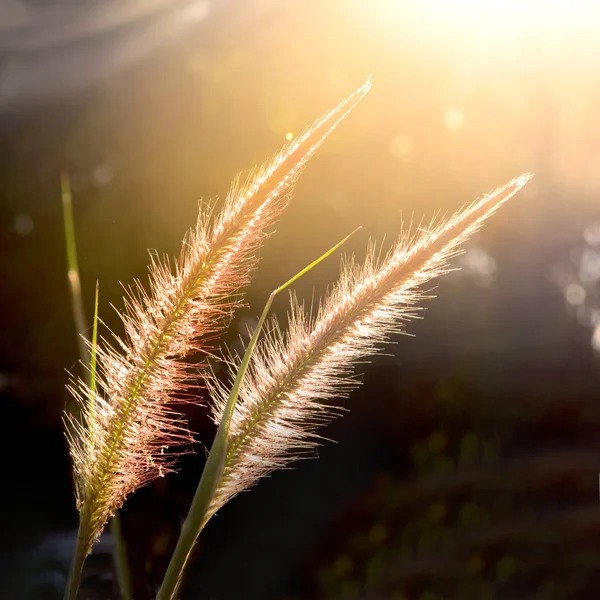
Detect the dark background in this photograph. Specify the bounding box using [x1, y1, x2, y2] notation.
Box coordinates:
[1, 1, 600, 598]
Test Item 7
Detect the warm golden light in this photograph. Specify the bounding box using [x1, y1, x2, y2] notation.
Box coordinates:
[434, 0, 599, 27]
[364, 0, 600, 46]
[372, 0, 600, 34]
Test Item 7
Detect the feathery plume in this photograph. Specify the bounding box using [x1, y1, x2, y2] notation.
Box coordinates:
[209, 174, 532, 515]
[63, 78, 371, 595]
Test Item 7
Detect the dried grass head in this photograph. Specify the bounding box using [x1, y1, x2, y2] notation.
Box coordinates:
[209, 174, 532, 515]
[64, 79, 372, 553]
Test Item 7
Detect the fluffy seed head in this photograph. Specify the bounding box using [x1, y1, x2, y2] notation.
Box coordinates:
[64, 79, 371, 553]
[209, 174, 532, 515]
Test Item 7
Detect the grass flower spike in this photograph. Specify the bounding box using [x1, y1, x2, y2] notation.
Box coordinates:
[208, 174, 532, 516]
[63, 79, 371, 599]
[156, 173, 531, 600]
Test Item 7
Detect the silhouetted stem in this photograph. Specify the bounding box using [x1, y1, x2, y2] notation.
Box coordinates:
[156, 229, 360, 600]
[111, 512, 133, 600]
[155, 419, 228, 600]
[64, 519, 89, 600]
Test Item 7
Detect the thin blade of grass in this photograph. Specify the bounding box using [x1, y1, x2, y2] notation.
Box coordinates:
[156, 226, 361, 600]
[89, 281, 99, 391]
[222, 226, 363, 434]
[61, 170, 89, 370]
[61, 174, 132, 600]
[88, 281, 99, 432]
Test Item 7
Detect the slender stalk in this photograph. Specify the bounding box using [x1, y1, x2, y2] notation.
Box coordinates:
[65, 519, 88, 600]
[156, 228, 361, 600]
[61, 174, 132, 600]
[89, 281, 99, 398]
[61, 171, 90, 371]
[110, 512, 133, 600]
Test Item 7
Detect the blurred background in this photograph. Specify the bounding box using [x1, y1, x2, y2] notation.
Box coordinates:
[1, 1, 600, 598]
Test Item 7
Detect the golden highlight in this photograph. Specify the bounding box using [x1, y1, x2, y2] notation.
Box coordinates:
[64, 78, 372, 556]
[209, 174, 532, 515]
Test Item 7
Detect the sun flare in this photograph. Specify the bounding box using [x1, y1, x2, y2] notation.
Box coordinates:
[367, 0, 600, 38]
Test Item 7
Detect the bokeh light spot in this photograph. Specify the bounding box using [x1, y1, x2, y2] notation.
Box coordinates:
[583, 221, 600, 246]
[427, 502, 447, 522]
[444, 108, 465, 131]
[459, 247, 497, 286]
[466, 554, 484, 574]
[333, 554, 353, 577]
[92, 163, 113, 187]
[591, 325, 600, 352]
[368, 523, 388, 545]
[389, 134, 414, 161]
[427, 430, 447, 453]
[496, 555, 517, 582]
[14, 214, 34, 236]
[579, 249, 600, 284]
[564, 283, 586, 306]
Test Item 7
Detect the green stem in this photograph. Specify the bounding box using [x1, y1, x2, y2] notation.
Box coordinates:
[61, 170, 90, 370]
[64, 516, 90, 600]
[61, 172, 132, 600]
[111, 512, 133, 600]
[154, 416, 228, 600]
[156, 227, 361, 600]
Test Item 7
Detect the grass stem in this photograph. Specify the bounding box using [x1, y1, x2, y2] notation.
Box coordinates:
[61, 173, 132, 600]
[110, 512, 133, 600]
[63, 515, 90, 600]
[61, 170, 89, 371]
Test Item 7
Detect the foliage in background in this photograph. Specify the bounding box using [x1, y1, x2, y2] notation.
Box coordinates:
[312, 370, 600, 600]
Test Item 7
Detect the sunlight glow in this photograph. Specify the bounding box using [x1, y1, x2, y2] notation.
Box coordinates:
[398, 0, 600, 29]
[430, 0, 600, 28]
[375, 0, 600, 34]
